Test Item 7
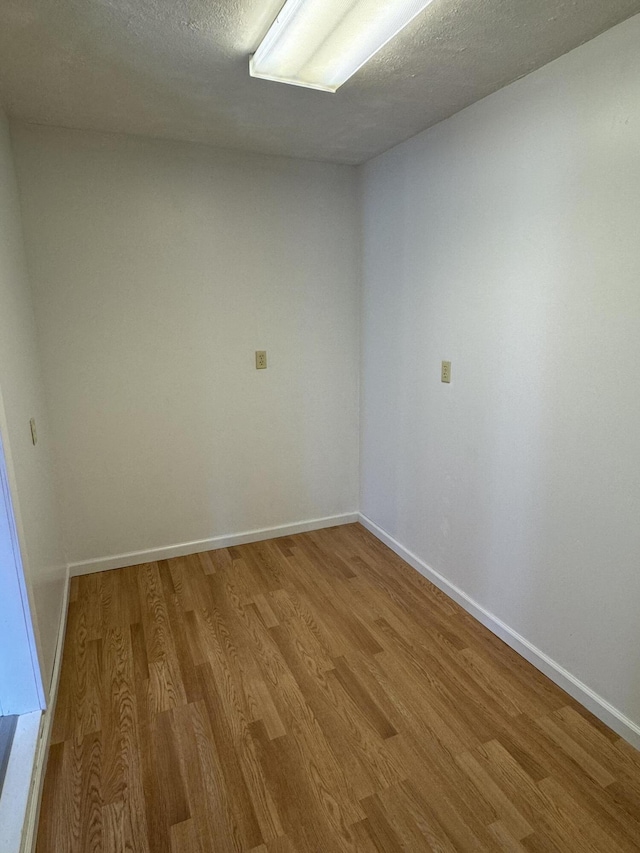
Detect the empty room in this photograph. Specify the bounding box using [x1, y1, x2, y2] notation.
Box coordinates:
[1, 0, 640, 850]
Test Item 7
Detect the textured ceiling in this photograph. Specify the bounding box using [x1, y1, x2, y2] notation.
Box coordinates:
[0, 0, 639, 165]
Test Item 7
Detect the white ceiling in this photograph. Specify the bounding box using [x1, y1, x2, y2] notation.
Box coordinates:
[0, 0, 638, 165]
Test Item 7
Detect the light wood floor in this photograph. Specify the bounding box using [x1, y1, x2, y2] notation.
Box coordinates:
[37, 523, 640, 852]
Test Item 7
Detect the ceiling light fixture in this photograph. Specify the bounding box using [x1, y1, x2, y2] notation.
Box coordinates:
[250, 0, 435, 93]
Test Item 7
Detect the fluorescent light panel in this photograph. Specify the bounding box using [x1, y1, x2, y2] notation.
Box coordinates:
[250, 0, 434, 93]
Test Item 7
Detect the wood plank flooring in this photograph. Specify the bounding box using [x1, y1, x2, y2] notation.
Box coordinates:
[37, 523, 640, 852]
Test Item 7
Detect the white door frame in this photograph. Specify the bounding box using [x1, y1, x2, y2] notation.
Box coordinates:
[0, 392, 44, 714]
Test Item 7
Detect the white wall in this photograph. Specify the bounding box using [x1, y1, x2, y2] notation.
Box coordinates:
[361, 14, 640, 730]
[0, 108, 67, 698]
[12, 127, 360, 567]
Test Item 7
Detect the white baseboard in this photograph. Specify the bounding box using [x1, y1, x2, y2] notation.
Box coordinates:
[359, 513, 640, 751]
[19, 567, 71, 853]
[68, 513, 359, 576]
